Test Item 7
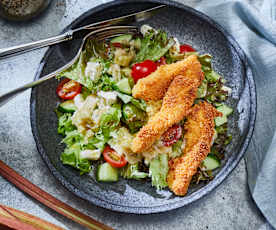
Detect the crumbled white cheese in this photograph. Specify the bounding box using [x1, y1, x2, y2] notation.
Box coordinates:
[72, 95, 98, 135]
[140, 24, 156, 36]
[172, 37, 180, 53]
[91, 97, 111, 125]
[221, 85, 232, 95]
[97, 91, 117, 105]
[73, 94, 85, 110]
[108, 63, 121, 82]
[80, 149, 101, 160]
[85, 61, 102, 81]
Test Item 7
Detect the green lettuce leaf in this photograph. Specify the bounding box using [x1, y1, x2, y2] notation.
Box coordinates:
[116, 92, 147, 111]
[85, 134, 106, 152]
[60, 143, 91, 175]
[198, 54, 212, 73]
[62, 130, 84, 147]
[121, 163, 148, 180]
[134, 30, 175, 63]
[170, 140, 183, 158]
[57, 39, 113, 93]
[149, 153, 169, 189]
[100, 104, 122, 138]
[197, 79, 208, 98]
[57, 113, 76, 136]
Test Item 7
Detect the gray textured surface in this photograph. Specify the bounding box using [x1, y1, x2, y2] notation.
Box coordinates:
[0, 0, 267, 229]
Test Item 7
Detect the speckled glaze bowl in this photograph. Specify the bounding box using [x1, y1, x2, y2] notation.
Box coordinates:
[30, 0, 256, 214]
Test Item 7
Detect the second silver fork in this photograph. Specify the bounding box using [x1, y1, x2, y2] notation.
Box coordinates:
[0, 25, 138, 107]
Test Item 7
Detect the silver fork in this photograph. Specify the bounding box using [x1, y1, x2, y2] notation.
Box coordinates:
[0, 25, 138, 107]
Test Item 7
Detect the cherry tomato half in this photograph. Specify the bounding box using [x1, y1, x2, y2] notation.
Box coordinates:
[111, 42, 122, 48]
[156, 56, 166, 66]
[161, 124, 183, 147]
[103, 146, 127, 168]
[56, 78, 82, 100]
[180, 44, 195, 53]
[131, 60, 157, 83]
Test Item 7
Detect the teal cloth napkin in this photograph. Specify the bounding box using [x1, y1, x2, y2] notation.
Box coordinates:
[194, 0, 276, 228]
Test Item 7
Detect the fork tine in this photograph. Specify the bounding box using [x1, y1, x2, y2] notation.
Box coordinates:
[85, 26, 138, 42]
[95, 29, 138, 41]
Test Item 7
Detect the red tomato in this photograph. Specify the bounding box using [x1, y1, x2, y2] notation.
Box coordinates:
[131, 60, 157, 83]
[103, 146, 127, 168]
[161, 125, 183, 146]
[180, 44, 195, 53]
[111, 42, 122, 48]
[156, 57, 166, 66]
[56, 78, 82, 100]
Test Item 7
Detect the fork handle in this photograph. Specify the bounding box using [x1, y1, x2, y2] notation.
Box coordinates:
[0, 30, 73, 59]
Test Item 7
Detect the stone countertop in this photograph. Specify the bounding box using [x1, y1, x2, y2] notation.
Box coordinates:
[0, 0, 267, 229]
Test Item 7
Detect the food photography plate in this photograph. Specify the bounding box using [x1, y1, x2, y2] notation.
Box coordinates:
[30, 0, 256, 214]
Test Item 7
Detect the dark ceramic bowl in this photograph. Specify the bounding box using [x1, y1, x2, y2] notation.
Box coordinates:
[30, 0, 256, 214]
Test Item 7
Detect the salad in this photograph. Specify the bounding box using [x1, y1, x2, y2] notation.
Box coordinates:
[55, 25, 233, 195]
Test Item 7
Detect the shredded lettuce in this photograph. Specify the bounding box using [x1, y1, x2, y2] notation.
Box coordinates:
[60, 143, 91, 175]
[197, 79, 208, 98]
[121, 163, 148, 180]
[122, 103, 147, 133]
[198, 54, 212, 73]
[62, 130, 83, 147]
[116, 92, 147, 111]
[134, 30, 175, 63]
[149, 153, 169, 189]
[57, 39, 113, 93]
[100, 104, 122, 138]
[170, 140, 183, 158]
[57, 113, 76, 136]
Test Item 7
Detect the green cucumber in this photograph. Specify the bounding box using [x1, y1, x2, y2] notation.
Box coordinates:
[97, 163, 118, 182]
[115, 78, 132, 94]
[202, 154, 220, 171]
[58, 100, 77, 113]
[217, 104, 233, 116]
[215, 104, 233, 126]
[215, 115, 227, 126]
[111, 34, 132, 44]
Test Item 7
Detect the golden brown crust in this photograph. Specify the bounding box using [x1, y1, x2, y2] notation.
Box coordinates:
[131, 57, 204, 153]
[132, 55, 201, 101]
[167, 102, 222, 196]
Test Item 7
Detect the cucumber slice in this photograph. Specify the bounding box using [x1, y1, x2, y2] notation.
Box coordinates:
[58, 100, 77, 113]
[217, 104, 233, 116]
[97, 163, 118, 182]
[215, 104, 233, 126]
[115, 78, 132, 94]
[111, 34, 132, 44]
[202, 154, 220, 171]
[215, 115, 227, 126]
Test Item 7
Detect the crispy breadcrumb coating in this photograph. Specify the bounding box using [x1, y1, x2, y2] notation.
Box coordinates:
[131, 62, 204, 153]
[167, 102, 222, 196]
[132, 55, 201, 101]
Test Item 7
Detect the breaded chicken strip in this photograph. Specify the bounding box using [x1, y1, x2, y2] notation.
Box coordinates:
[131, 68, 204, 153]
[132, 55, 201, 101]
[167, 102, 222, 196]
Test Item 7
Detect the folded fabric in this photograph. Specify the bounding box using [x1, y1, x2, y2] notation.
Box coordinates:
[193, 0, 276, 228]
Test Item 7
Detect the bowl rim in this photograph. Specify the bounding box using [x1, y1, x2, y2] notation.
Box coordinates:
[30, 0, 257, 214]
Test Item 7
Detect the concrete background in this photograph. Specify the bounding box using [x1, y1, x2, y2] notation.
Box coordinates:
[0, 0, 268, 229]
